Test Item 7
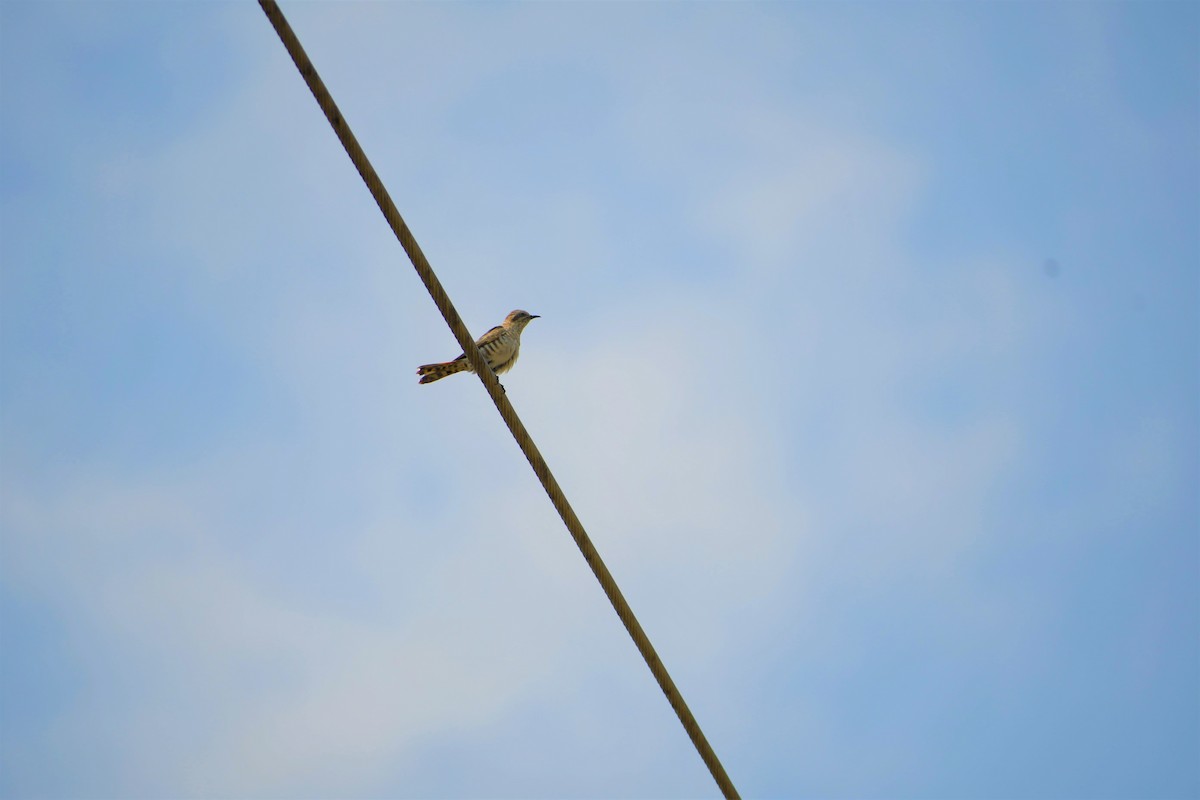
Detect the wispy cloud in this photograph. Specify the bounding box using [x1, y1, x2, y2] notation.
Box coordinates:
[2, 2, 1195, 798]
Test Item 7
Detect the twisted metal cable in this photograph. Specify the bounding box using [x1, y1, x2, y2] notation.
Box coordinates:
[257, 3, 740, 797]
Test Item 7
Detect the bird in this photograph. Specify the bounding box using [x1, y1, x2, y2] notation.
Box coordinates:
[417, 309, 540, 384]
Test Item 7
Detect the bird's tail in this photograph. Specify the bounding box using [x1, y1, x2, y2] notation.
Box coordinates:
[417, 359, 469, 384]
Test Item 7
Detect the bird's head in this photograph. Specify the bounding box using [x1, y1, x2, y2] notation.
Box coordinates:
[505, 309, 540, 329]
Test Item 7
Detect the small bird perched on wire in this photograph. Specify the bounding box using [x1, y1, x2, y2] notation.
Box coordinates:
[417, 309, 540, 384]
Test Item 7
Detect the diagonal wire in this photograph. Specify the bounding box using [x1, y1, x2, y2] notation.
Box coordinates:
[257, 2, 740, 797]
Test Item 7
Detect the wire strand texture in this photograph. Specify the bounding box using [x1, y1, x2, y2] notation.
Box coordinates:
[257, 3, 740, 797]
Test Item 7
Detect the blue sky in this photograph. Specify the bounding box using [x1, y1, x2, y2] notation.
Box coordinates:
[1, 2, 1196, 798]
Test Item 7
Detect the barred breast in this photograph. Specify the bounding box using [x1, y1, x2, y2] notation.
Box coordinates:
[482, 329, 520, 374]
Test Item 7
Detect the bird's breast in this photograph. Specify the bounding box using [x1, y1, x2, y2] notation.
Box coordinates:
[483, 331, 519, 365]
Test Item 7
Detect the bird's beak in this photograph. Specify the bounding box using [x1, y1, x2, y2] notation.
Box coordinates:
[529, 314, 540, 319]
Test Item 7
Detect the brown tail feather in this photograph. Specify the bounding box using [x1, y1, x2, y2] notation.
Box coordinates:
[417, 359, 468, 384]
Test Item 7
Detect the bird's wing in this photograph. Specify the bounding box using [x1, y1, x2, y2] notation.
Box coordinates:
[475, 325, 505, 346]
[446, 326, 505, 360]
